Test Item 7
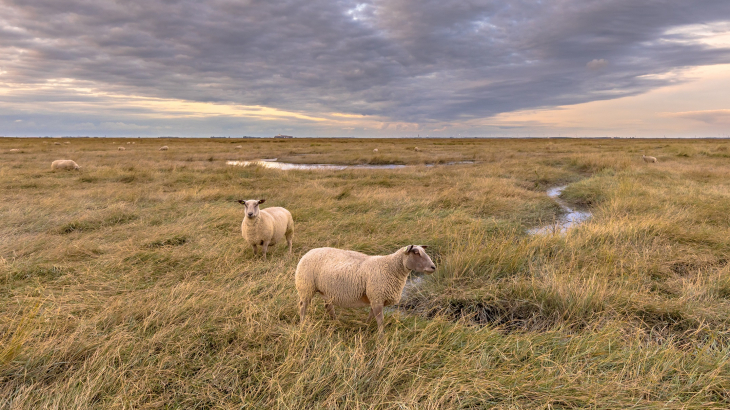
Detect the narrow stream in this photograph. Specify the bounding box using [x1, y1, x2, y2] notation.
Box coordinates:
[528, 185, 592, 235]
[226, 159, 474, 170]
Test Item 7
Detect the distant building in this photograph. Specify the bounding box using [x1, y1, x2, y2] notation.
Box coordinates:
[274, 134, 294, 139]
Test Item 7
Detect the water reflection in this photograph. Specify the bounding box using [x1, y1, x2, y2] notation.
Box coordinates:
[528, 185, 592, 235]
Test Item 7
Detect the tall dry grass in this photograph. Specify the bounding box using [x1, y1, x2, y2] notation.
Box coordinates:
[1, 137, 730, 408]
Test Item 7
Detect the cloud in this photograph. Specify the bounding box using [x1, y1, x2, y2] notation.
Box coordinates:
[1, 0, 730, 136]
[666, 109, 730, 124]
[586, 59, 608, 70]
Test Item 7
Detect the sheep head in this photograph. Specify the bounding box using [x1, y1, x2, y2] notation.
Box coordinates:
[238, 199, 266, 219]
[404, 245, 436, 273]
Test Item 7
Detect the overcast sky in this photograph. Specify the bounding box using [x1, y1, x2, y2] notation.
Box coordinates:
[1, 0, 730, 137]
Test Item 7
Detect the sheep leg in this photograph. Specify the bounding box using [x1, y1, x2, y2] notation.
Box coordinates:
[251, 244, 258, 256]
[298, 297, 310, 324]
[371, 303, 385, 333]
[287, 235, 293, 254]
[324, 303, 336, 320]
[366, 308, 375, 322]
[261, 242, 269, 259]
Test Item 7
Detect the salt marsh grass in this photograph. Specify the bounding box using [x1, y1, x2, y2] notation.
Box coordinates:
[1, 137, 730, 408]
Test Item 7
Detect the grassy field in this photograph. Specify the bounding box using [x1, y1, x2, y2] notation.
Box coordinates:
[1, 137, 730, 409]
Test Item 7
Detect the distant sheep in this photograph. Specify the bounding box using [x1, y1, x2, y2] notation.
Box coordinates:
[64, 141, 70, 144]
[51, 159, 81, 171]
[373, 148, 379, 153]
[642, 155, 657, 163]
[235, 145, 243, 149]
[159, 146, 169, 151]
[126, 142, 131, 145]
[414, 147, 421, 152]
[238, 199, 294, 259]
[295, 245, 436, 333]
[9, 149, 20, 152]
[53, 142, 61, 145]
[118, 147, 126, 151]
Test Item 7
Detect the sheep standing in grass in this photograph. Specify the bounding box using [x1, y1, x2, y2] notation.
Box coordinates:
[9, 149, 20, 152]
[414, 147, 421, 152]
[373, 148, 379, 153]
[51, 159, 81, 171]
[159, 146, 169, 151]
[53, 142, 61, 145]
[238, 199, 294, 259]
[235, 145, 243, 149]
[295, 245, 436, 333]
[642, 155, 657, 163]
[118, 147, 126, 151]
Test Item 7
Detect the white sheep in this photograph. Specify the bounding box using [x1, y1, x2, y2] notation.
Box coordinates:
[373, 148, 379, 153]
[414, 147, 421, 152]
[118, 147, 126, 151]
[9, 149, 20, 152]
[295, 245, 436, 333]
[126, 142, 131, 144]
[642, 155, 657, 163]
[238, 199, 294, 259]
[235, 145, 243, 149]
[53, 142, 61, 145]
[64, 141, 70, 144]
[51, 159, 81, 171]
[159, 146, 169, 151]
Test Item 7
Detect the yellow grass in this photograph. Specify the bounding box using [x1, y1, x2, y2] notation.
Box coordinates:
[1, 137, 730, 408]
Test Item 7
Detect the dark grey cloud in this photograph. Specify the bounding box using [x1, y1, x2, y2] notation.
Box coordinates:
[1, 0, 730, 128]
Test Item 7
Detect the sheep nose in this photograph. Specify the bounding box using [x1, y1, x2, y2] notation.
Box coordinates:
[247, 212, 253, 217]
[430, 265, 436, 270]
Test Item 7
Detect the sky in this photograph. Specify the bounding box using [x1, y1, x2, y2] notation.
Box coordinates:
[1, 0, 730, 138]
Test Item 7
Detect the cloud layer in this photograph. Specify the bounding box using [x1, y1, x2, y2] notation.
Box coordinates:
[1, 0, 730, 136]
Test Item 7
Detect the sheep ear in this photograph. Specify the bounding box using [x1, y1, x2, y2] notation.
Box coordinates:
[406, 245, 414, 253]
[419, 245, 428, 249]
[237, 200, 246, 205]
[258, 199, 266, 204]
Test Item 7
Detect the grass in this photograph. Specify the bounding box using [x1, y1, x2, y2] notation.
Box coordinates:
[1, 137, 730, 408]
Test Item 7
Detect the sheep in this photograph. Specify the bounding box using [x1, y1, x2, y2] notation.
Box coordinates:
[238, 199, 294, 259]
[295, 245, 436, 333]
[414, 147, 421, 152]
[9, 149, 20, 152]
[64, 141, 70, 144]
[235, 145, 243, 149]
[126, 141, 131, 144]
[159, 146, 169, 151]
[373, 148, 379, 153]
[118, 147, 126, 151]
[642, 155, 657, 163]
[53, 142, 61, 145]
[51, 159, 81, 171]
